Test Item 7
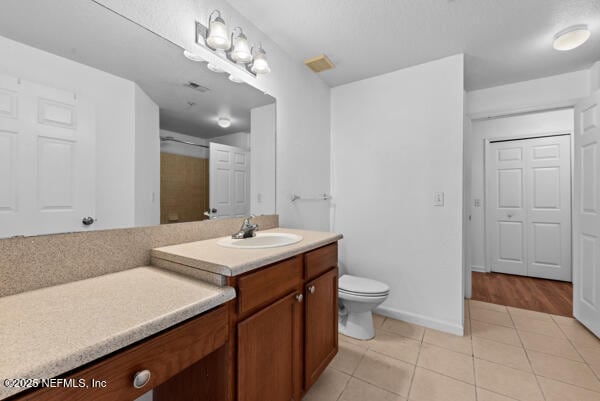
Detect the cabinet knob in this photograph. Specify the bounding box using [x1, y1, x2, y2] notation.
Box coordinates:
[308, 285, 316, 294]
[133, 369, 151, 389]
[295, 294, 303, 302]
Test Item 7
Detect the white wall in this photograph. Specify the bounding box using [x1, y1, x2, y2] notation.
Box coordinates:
[160, 129, 209, 158]
[466, 70, 590, 119]
[210, 131, 250, 149]
[0, 35, 146, 230]
[134, 84, 160, 227]
[331, 54, 465, 335]
[468, 109, 574, 272]
[251, 104, 276, 216]
[96, 0, 331, 231]
[591, 62, 600, 93]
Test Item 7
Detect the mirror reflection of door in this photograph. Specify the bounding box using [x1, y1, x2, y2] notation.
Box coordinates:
[209, 142, 250, 219]
[0, 0, 276, 237]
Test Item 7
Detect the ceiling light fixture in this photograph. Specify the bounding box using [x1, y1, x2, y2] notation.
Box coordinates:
[553, 25, 591, 51]
[205, 10, 230, 50]
[228, 74, 244, 83]
[251, 44, 271, 74]
[217, 117, 231, 128]
[194, 10, 271, 77]
[206, 62, 225, 73]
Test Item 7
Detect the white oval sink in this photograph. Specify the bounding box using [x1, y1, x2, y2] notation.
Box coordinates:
[217, 232, 303, 249]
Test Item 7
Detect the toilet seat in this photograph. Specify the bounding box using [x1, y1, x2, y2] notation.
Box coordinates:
[339, 288, 389, 297]
[339, 274, 390, 296]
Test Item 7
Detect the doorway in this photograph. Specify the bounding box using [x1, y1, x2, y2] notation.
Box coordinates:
[485, 134, 572, 281]
[467, 108, 575, 317]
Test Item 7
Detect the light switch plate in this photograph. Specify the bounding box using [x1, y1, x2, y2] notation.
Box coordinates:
[433, 192, 444, 207]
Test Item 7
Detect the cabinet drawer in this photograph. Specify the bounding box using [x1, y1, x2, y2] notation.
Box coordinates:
[237, 256, 303, 317]
[305, 243, 338, 281]
[14, 305, 229, 401]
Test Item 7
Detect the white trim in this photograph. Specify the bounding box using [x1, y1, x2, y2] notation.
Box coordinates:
[471, 265, 487, 273]
[468, 99, 580, 121]
[375, 305, 464, 336]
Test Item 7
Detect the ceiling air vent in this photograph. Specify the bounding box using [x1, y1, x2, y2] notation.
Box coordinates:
[185, 81, 210, 92]
[304, 54, 334, 73]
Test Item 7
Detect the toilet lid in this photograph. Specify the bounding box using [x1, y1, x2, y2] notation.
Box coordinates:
[339, 274, 390, 295]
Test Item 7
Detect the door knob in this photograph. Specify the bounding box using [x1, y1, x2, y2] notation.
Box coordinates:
[308, 285, 316, 294]
[507, 213, 513, 218]
[82, 216, 95, 226]
[295, 294, 303, 302]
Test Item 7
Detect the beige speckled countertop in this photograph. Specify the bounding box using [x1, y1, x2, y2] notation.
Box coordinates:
[152, 228, 343, 276]
[0, 267, 235, 400]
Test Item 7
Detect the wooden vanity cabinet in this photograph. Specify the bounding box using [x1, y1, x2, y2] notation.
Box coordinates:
[237, 291, 303, 401]
[12, 304, 231, 401]
[304, 268, 338, 389]
[230, 242, 339, 401]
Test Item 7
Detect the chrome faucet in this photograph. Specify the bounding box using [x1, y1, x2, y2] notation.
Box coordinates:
[232, 215, 259, 239]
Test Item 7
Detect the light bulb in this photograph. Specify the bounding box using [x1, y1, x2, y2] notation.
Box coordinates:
[251, 47, 271, 74]
[231, 30, 252, 63]
[206, 15, 230, 50]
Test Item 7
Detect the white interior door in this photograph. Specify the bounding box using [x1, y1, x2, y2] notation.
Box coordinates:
[487, 141, 528, 276]
[574, 90, 600, 337]
[486, 135, 571, 281]
[209, 142, 250, 219]
[0, 73, 95, 238]
[526, 135, 571, 281]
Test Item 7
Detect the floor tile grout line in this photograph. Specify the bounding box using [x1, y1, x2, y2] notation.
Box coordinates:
[532, 372, 600, 394]
[509, 304, 549, 401]
[405, 334, 424, 401]
[553, 316, 600, 383]
[473, 302, 600, 394]
[468, 301, 479, 401]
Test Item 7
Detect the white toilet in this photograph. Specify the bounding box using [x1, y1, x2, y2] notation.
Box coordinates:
[338, 274, 390, 340]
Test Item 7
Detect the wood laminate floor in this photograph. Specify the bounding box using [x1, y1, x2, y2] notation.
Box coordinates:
[472, 271, 573, 317]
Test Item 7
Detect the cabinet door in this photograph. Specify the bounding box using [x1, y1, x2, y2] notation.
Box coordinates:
[304, 268, 338, 389]
[238, 291, 303, 401]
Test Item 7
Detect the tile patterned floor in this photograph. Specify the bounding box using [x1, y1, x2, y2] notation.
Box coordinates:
[303, 300, 600, 401]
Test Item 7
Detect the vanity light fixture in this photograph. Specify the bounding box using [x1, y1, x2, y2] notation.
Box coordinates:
[553, 25, 591, 51]
[250, 45, 271, 74]
[228, 74, 244, 83]
[205, 10, 230, 50]
[195, 10, 271, 76]
[217, 117, 231, 128]
[230, 27, 252, 63]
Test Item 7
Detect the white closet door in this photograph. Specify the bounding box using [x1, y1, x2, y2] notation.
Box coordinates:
[487, 141, 527, 276]
[0, 73, 95, 238]
[573, 90, 600, 337]
[486, 135, 571, 281]
[526, 135, 571, 281]
[209, 142, 250, 218]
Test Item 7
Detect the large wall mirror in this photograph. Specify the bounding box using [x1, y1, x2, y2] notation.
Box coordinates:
[0, 0, 276, 238]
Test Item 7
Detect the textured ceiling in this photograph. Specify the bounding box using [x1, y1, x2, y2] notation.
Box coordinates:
[0, 0, 274, 138]
[227, 0, 600, 90]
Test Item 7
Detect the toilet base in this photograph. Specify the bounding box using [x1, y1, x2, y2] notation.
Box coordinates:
[339, 310, 375, 340]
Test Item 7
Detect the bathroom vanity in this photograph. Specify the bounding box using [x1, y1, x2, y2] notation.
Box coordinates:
[3, 228, 341, 401]
[152, 228, 341, 401]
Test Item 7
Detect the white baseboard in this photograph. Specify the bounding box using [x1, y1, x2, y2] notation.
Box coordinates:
[375, 305, 464, 336]
[471, 265, 487, 273]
